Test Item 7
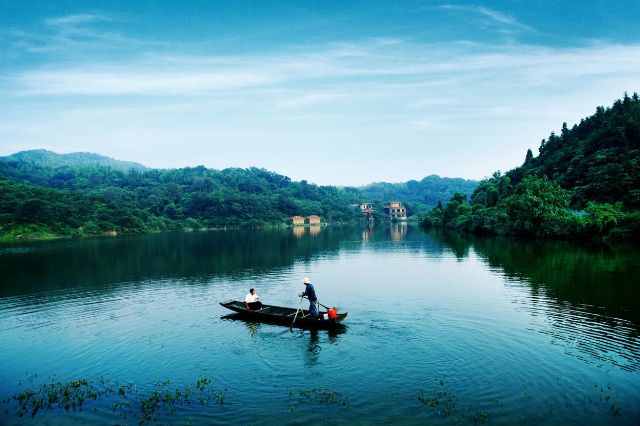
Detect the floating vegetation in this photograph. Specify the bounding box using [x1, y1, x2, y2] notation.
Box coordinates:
[587, 383, 622, 418]
[2, 375, 628, 424]
[2, 376, 225, 425]
[289, 387, 349, 408]
[12, 378, 99, 418]
[418, 380, 457, 417]
[418, 379, 491, 424]
[464, 406, 490, 425]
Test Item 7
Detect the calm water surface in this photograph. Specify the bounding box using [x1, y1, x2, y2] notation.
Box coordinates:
[1, 225, 639, 424]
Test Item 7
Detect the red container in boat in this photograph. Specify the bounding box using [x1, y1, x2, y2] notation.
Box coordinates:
[327, 307, 337, 319]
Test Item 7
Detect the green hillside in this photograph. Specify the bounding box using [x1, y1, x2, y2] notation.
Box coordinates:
[508, 93, 640, 208]
[422, 93, 640, 240]
[1, 150, 147, 172]
[0, 163, 363, 239]
[0, 179, 160, 239]
[0, 147, 481, 240]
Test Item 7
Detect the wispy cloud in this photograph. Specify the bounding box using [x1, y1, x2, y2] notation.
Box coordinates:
[15, 69, 273, 96]
[272, 92, 349, 111]
[10, 42, 640, 99]
[44, 14, 112, 27]
[2, 7, 639, 184]
[439, 4, 536, 32]
[6, 13, 152, 56]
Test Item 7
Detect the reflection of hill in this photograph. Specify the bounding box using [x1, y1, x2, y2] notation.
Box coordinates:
[471, 236, 640, 327]
[0, 229, 346, 297]
[0, 225, 444, 298]
[431, 231, 640, 371]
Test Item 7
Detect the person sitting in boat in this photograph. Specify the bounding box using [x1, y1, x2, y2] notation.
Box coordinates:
[244, 288, 263, 310]
[298, 277, 319, 319]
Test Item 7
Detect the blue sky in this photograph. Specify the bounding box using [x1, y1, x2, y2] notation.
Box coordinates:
[2, 1, 639, 185]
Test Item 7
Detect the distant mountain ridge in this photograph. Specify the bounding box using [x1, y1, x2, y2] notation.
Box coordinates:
[1, 149, 476, 208]
[0, 149, 147, 172]
[0, 149, 481, 239]
[358, 175, 478, 207]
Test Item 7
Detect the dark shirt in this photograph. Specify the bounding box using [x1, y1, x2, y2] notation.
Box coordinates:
[302, 284, 317, 301]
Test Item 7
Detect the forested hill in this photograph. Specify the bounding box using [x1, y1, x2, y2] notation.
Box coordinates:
[358, 175, 478, 209]
[507, 92, 640, 208]
[423, 93, 640, 240]
[1, 150, 147, 172]
[0, 151, 475, 240]
[0, 162, 360, 238]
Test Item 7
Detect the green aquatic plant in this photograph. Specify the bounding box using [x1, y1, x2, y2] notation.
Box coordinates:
[418, 379, 494, 424]
[289, 387, 349, 408]
[2, 376, 224, 424]
[418, 378, 458, 417]
[12, 377, 100, 418]
[464, 407, 490, 424]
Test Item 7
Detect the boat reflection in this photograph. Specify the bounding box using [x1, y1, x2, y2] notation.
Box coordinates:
[221, 313, 347, 338]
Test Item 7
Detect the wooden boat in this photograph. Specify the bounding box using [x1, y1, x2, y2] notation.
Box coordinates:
[219, 300, 348, 329]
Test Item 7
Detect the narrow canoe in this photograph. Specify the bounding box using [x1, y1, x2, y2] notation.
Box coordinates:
[219, 300, 348, 329]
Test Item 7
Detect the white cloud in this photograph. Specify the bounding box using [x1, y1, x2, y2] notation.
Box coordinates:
[9, 42, 640, 99]
[44, 14, 112, 27]
[439, 4, 536, 32]
[6, 13, 154, 56]
[15, 70, 274, 96]
[3, 10, 640, 184]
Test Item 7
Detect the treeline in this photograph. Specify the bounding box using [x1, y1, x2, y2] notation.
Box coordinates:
[423, 93, 640, 240]
[2, 149, 147, 171]
[0, 162, 363, 239]
[0, 179, 162, 239]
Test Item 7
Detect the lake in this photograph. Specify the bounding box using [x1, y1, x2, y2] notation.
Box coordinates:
[1, 225, 639, 425]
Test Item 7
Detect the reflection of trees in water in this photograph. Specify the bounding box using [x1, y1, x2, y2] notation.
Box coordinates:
[432, 231, 640, 371]
[0, 225, 433, 298]
[471, 237, 640, 326]
[427, 231, 472, 259]
[0, 228, 351, 297]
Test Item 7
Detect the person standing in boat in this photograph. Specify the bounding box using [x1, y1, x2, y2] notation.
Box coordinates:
[298, 277, 319, 318]
[244, 288, 263, 310]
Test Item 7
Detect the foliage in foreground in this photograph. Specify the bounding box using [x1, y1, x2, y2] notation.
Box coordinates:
[1, 376, 224, 425]
[0, 375, 627, 424]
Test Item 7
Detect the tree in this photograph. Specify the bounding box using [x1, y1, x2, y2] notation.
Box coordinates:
[525, 149, 533, 164]
[502, 176, 572, 236]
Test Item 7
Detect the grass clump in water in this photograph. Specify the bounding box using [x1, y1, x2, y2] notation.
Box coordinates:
[289, 387, 349, 408]
[418, 379, 491, 424]
[13, 377, 99, 418]
[418, 387, 457, 416]
[2, 376, 224, 424]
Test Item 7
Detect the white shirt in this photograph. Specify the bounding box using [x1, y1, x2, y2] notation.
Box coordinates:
[244, 292, 259, 303]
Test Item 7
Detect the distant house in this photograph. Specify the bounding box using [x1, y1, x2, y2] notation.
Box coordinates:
[291, 216, 305, 226]
[305, 215, 321, 225]
[356, 202, 374, 218]
[384, 202, 407, 221]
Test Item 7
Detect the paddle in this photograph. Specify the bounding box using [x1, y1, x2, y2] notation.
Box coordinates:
[289, 295, 304, 331]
